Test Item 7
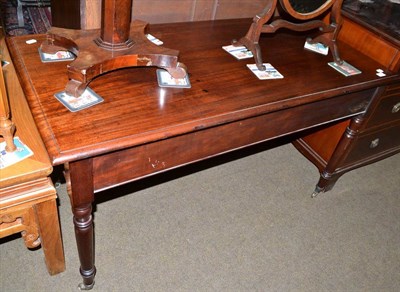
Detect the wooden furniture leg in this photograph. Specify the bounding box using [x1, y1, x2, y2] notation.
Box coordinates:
[65, 159, 96, 290]
[308, 114, 364, 198]
[35, 198, 66, 275]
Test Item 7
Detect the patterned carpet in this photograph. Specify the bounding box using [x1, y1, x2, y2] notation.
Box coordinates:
[0, 0, 51, 35]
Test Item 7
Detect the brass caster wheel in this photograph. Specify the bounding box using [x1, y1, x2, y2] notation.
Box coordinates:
[311, 191, 319, 198]
[311, 186, 323, 198]
[78, 281, 95, 290]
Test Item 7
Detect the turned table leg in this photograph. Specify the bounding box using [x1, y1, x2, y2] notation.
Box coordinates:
[65, 159, 96, 290]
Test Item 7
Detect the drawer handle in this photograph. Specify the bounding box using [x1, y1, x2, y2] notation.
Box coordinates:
[393, 102, 400, 113]
[369, 138, 380, 149]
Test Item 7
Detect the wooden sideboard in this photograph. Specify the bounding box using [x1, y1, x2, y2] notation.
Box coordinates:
[0, 28, 65, 275]
[293, 8, 400, 196]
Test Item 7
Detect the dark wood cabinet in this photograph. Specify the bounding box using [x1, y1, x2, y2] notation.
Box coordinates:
[293, 3, 400, 196]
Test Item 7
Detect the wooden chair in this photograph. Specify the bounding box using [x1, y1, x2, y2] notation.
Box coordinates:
[0, 28, 65, 275]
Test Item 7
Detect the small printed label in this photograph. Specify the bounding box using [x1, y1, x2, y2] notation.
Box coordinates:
[0, 137, 33, 169]
[38, 48, 75, 62]
[328, 61, 362, 77]
[156, 69, 191, 88]
[54, 87, 104, 112]
[222, 45, 254, 60]
[304, 41, 329, 55]
[146, 34, 164, 46]
[247, 63, 284, 80]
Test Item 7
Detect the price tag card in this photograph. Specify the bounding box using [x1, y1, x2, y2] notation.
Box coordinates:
[146, 34, 164, 46]
[328, 61, 362, 77]
[222, 45, 253, 60]
[304, 41, 329, 55]
[0, 137, 33, 169]
[156, 69, 191, 88]
[38, 47, 75, 62]
[54, 87, 104, 112]
[247, 63, 284, 80]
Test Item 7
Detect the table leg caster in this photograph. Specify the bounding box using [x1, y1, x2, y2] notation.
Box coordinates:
[78, 281, 95, 290]
[311, 186, 323, 198]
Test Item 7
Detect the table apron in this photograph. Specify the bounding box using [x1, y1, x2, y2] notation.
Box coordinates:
[92, 89, 373, 192]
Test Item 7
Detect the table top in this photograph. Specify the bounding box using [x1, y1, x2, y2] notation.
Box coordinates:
[1, 29, 52, 189]
[7, 19, 400, 166]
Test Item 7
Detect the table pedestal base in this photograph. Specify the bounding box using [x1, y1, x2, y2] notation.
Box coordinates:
[41, 20, 187, 97]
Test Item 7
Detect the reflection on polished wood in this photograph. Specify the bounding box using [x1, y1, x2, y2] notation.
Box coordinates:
[8, 19, 399, 289]
[283, 0, 334, 18]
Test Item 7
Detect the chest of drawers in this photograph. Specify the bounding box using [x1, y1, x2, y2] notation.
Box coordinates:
[293, 9, 400, 196]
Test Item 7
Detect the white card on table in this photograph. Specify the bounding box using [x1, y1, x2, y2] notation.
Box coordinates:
[156, 69, 191, 88]
[304, 41, 329, 55]
[38, 48, 75, 62]
[146, 34, 164, 46]
[222, 45, 253, 60]
[0, 137, 33, 169]
[328, 61, 362, 77]
[247, 63, 284, 80]
[54, 87, 104, 112]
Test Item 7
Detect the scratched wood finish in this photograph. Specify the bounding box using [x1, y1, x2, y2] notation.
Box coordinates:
[8, 19, 399, 167]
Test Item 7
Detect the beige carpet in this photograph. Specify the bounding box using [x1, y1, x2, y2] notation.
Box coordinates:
[1, 143, 399, 291]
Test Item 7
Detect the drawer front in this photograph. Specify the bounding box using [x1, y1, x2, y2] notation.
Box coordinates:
[343, 123, 400, 166]
[366, 84, 400, 127]
[92, 90, 373, 191]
